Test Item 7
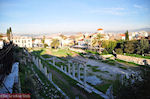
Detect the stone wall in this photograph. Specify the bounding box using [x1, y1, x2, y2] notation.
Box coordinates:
[117, 55, 150, 65]
[69, 48, 85, 53]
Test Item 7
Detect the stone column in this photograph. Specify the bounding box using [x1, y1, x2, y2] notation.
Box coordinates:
[44, 67, 47, 76]
[83, 64, 87, 87]
[39, 59, 42, 70]
[77, 64, 81, 81]
[64, 66, 67, 73]
[53, 57, 55, 66]
[72, 63, 75, 78]
[68, 63, 70, 75]
[61, 65, 63, 71]
[48, 73, 52, 81]
[36, 58, 39, 67]
[32, 56, 35, 63]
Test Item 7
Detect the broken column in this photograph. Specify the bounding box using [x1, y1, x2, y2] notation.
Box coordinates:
[44, 67, 48, 76]
[61, 65, 63, 71]
[53, 57, 55, 66]
[64, 66, 67, 73]
[72, 63, 75, 78]
[68, 63, 71, 75]
[77, 64, 81, 81]
[39, 59, 43, 70]
[48, 73, 52, 81]
[83, 64, 87, 87]
[36, 57, 39, 67]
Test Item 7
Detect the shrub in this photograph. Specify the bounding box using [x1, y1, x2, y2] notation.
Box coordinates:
[115, 48, 123, 54]
[102, 49, 108, 55]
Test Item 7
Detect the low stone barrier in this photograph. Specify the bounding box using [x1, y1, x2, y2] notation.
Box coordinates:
[69, 48, 85, 53]
[117, 55, 150, 65]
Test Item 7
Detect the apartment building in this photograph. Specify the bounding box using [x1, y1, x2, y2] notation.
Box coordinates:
[13, 36, 32, 48]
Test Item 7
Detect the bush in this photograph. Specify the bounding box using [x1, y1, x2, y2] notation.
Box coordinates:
[102, 49, 108, 55]
[115, 48, 123, 54]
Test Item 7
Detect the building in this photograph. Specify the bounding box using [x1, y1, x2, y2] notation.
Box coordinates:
[0, 34, 8, 42]
[13, 36, 32, 48]
[97, 28, 104, 34]
[45, 38, 52, 47]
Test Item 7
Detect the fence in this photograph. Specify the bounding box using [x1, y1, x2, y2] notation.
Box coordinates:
[0, 42, 14, 85]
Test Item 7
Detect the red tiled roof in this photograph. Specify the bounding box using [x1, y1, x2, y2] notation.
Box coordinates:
[120, 34, 125, 36]
[97, 28, 103, 31]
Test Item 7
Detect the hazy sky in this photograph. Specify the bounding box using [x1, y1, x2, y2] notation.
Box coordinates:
[0, 0, 150, 34]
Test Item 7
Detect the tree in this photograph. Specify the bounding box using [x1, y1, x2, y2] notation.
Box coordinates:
[136, 39, 149, 55]
[42, 35, 45, 44]
[124, 41, 136, 54]
[60, 34, 67, 40]
[125, 30, 129, 41]
[7, 29, 10, 41]
[115, 48, 123, 54]
[41, 35, 47, 48]
[6, 27, 12, 41]
[51, 39, 60, 49]
[102, 40, 117, 54]
[107, 41, 117, 53]
[91, 33, 102, 53]
[60, 34, 67, 47]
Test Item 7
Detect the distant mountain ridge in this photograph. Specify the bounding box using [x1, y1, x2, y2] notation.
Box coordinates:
[131, 28, 150, 32]
[105, 28, 150, 33]
[12, 28, 150, 36]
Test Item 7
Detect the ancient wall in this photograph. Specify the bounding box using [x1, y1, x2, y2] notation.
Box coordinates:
[117, 55, 150, 65]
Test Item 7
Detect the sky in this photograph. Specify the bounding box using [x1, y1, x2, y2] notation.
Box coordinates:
[0, 0, 150, 34]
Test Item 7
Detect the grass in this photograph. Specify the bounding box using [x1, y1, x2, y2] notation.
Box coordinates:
[92, 83, 111, 93]
[101, 59, 116, 65]
[90, 66, 109, 73]
[50, 48, 74, 57]
[116, 59, 141, 66]
[85, 50, 100, 55]
[122, 53, 150, 59]
[118, 66, 127, 70]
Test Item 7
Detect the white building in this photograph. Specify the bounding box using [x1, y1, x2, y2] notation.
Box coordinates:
[13, 36, 32, 48]
[97, 28, 104, 34]
[45, 38, 52, 47]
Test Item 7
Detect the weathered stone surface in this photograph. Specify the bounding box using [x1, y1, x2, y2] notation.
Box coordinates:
[117, 55, 150, 65]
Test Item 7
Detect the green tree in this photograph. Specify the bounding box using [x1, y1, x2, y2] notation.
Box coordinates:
[51, 39, 60, 49]
[7, 29, 10, 41]
[115, 48, 123, 54]
[91, 33, 102, 53]
[102, 40, 117, 54]
[136, 39, 149, 55]
[124, 41, 136, 54]
[107, 41, 117, 53]
[6, 27, 12, 41]
[125, 30, 129, 41]
[42, 35, 46, 48]
[60, 34, 67, 40]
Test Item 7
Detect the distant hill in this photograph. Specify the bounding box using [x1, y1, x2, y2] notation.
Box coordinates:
[131, 28, 150, 32]
[105, 28, 150, 33]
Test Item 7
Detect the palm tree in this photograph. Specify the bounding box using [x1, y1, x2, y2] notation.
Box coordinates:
[91, 33, 103, 53]
[51, 39, 60, 49]
[60, 34, 67, 47]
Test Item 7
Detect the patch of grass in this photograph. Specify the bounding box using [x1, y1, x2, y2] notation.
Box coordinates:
[42, 54, 52, 58]
[85, 50, 100, 55]
[50, 48, 74, 57]
[119, 66, 127, 70]
[116, 59, 142, 66]
[123, 53, 150, 59]
[91, 66, 109, 73]
[94, 83, 111, 93]
[101, 59, 116, 65]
